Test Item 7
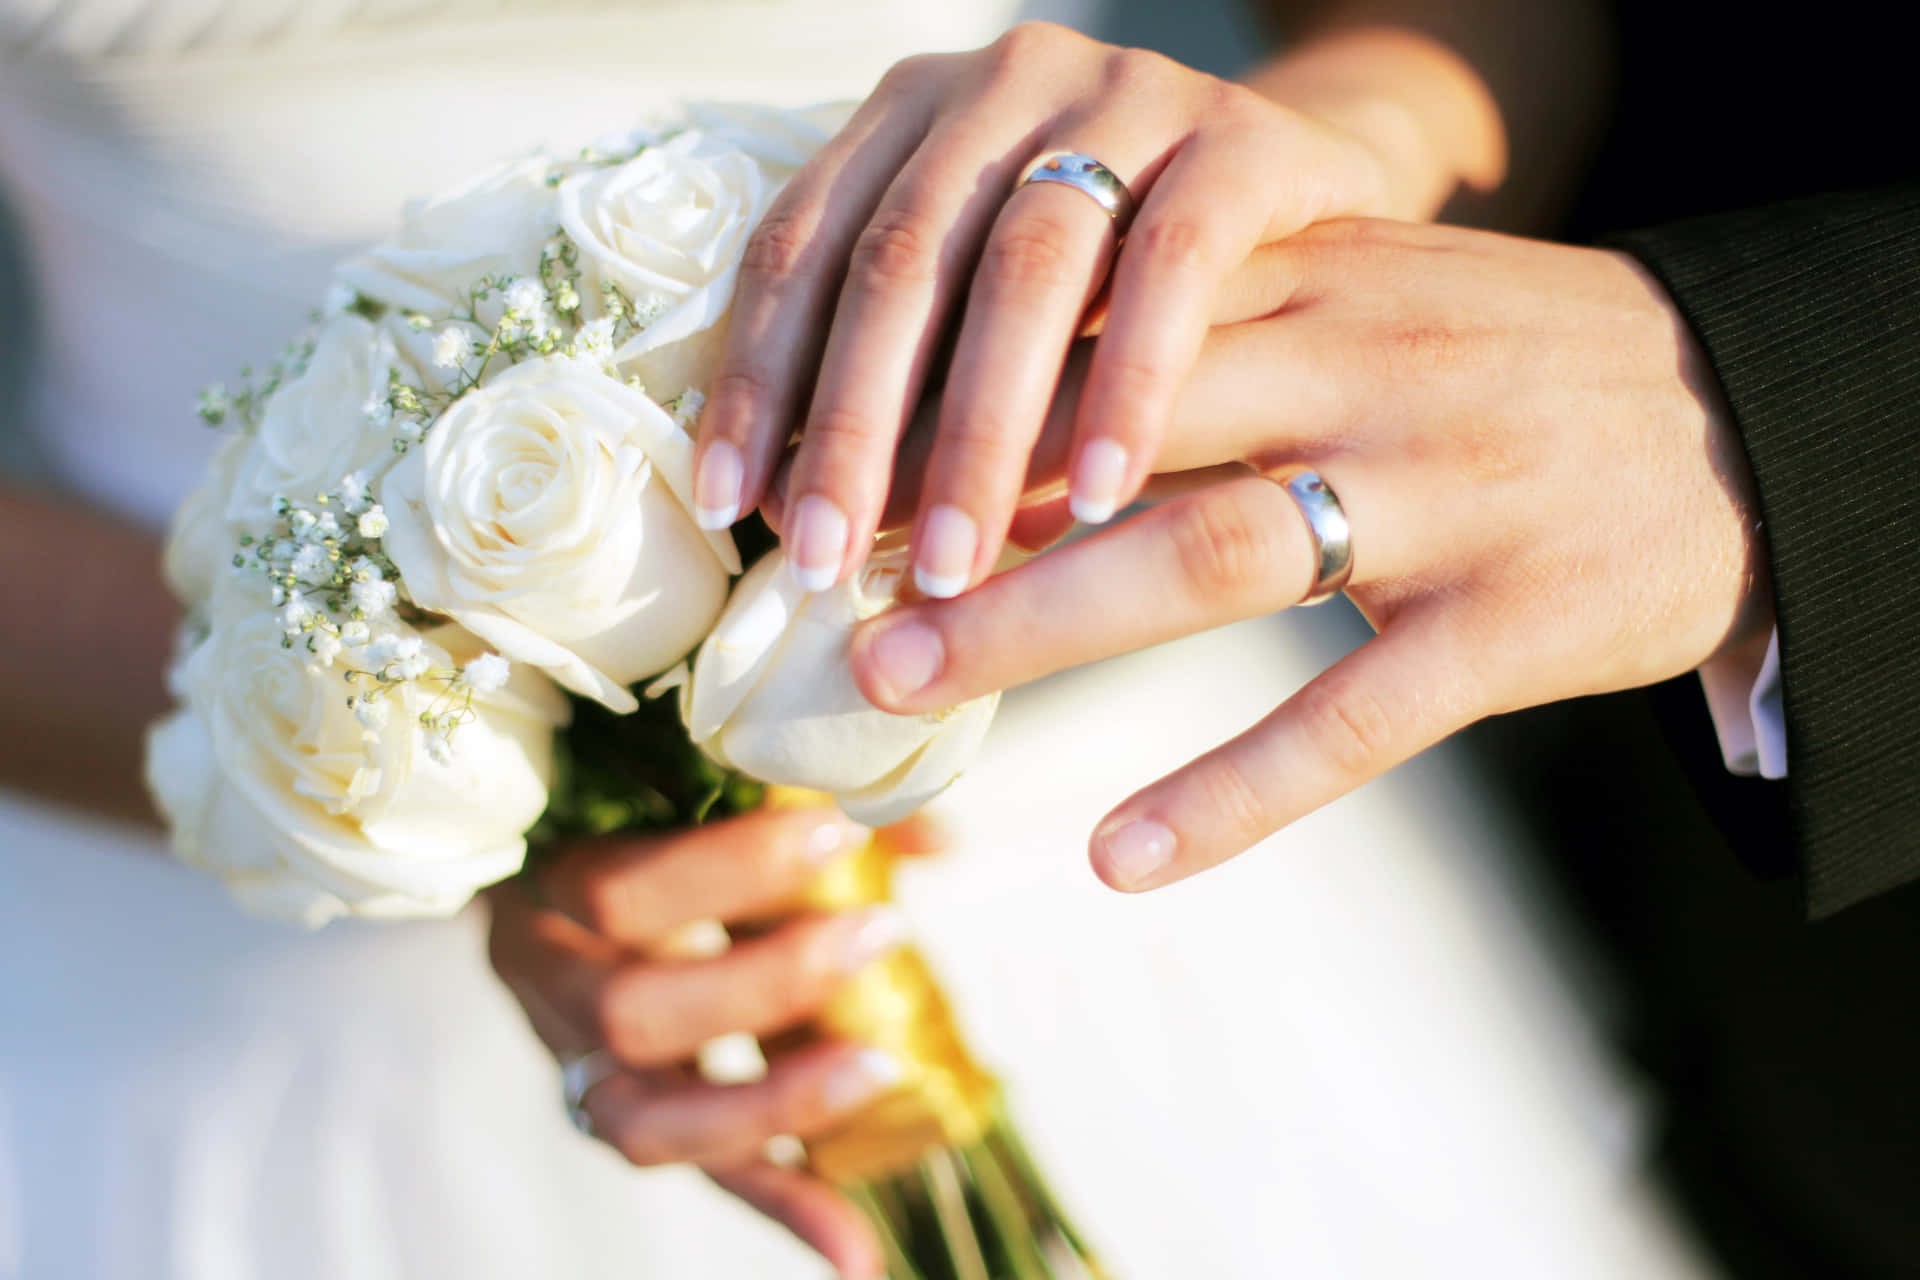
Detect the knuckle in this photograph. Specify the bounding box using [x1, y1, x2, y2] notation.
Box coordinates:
[848, 206, 942, 288]
[990, 20, 1074, 72]
[607, 1112, 675, 1168]
[981, 216, 1079, 291]
[1102, 44, 1178, 95]
[756, 1074, 816, 1137]
[738, 209, 814, 285]
[875, 52, 940, 97]
[707, 364, 777, 416]
[574, 869, 638, 939]
[937, 405, 1028, 460]
[594, 971, 665, 1066]
[1196, 752, 1275, 843]
[804, 403, 890, 453]
[1294, 677, 1398, 780]
[1131, 216, 1212, 273]
[1450, 415, 1532, 485]
[1167, 489, 1278, 603]
[1098, 349, 1178, 408]
[1208, 78, 1269, 120]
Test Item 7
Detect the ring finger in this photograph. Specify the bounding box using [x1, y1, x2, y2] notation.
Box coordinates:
[853, 469, 1409, 714]
[584, 1040, 905, 1168]
[907, 124, 1163, 598]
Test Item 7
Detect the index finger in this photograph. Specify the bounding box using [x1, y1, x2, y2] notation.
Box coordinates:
[537, 806, 870, 944]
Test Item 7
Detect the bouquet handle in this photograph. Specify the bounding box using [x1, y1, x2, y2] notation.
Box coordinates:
[761, 788, 1110, 1280]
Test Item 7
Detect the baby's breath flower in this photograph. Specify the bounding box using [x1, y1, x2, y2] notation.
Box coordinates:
[356, 505, 390, 540]
[630, 291, 669, 327]
[197, 383, 232, 426]
[503, 277, 546, 316]
[280, 592, 317, 636]
[432, 326, 472, 371]
[367, 632, 429, 680]
[575, 316, 616, 357]
[339, 471, 372, 512]
[308, 629, 344, 669]
[670, 388, 706, 430]
[462, 653, 510, 694]
[351, 575, 399, 616]
[290, 543, 330, 581]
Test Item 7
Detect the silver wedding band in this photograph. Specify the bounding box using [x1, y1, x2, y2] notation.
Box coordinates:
[560, 1048, 619, 1136]
[1016, 150, 1136, 234]
[1272, 468, 1353, 606]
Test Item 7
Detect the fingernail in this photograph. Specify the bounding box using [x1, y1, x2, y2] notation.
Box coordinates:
[840, 904, 911, 973]
[803, 816, 871, 866]
[823, 1048, 906, 1111]
[1095, 818, 1176, 889]
[1069, 438, 1130, 524]
[694, 440, 743, 530]
[914, 504, 978, 599]
[787, 494, 847, 593]
[864, 618, 944, 703]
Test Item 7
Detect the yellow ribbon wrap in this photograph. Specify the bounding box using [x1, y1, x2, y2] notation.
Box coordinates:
[761, 786, 1000, 1183]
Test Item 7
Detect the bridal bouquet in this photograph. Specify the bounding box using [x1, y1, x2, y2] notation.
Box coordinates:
[147, 104, 1103, 1279]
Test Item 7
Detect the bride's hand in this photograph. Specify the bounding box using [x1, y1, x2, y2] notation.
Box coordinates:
[487, 806, 911, 1279]
[847, 219, 1773, 892]
[691, 21, 1396, 596]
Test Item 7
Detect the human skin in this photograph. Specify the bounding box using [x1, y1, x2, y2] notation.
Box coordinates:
[847, 220, 1772, 893]
[690, 1, 1610, 604]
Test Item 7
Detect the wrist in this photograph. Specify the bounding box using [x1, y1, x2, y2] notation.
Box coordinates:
[1245, 26, 1506, 222]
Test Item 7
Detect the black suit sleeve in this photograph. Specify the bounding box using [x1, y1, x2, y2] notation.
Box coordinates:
[1609, 182, 1920, 918]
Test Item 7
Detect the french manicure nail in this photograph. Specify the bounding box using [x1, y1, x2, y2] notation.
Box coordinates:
[1096, 818, 1176, 889]
[840, 904, 911, 973]
[803, 816, 871, 866]
[823, 1048, 906, 1111]
[787, 494, 847, 593]
[865, 618, 944, 703]
[914, 504, 978, 600]
[694, 440, 743, 530]
[1068, 438, 1130, 525]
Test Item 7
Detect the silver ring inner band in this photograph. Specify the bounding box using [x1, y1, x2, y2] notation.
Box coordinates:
[1274, 469, 1353, 606]
[1016, 150, 1136, 230]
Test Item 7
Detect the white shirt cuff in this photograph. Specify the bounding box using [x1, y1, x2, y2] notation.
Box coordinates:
[1697, 628, 1787, 779]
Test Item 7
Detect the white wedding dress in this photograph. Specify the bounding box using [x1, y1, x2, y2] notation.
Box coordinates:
[0, 3, 1717, 1277]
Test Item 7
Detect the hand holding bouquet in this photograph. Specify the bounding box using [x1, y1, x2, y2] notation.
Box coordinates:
[147, 103, 1100, 1279]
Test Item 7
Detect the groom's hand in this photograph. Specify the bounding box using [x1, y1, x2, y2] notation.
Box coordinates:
[847, 219, 1772, 892]
[486, 806, 909, 1280]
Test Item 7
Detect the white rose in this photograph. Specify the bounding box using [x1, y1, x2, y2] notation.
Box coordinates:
[557, 129, 780, 401]
[226, 315, 398, 521]
[682, 542, 998, 826]
[146, 605, 568, 927]
[378, 357, 740, 714]
[334, 155, 559, 317]
[163, 430, 248, 606]
[681, 101, 856, 180]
